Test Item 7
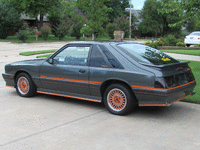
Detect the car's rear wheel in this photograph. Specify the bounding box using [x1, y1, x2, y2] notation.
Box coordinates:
[103, 84, 137, 115]
[16, 73, 36, 97]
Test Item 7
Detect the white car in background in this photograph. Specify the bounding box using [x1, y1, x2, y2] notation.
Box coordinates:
[184, 31, 200, 47]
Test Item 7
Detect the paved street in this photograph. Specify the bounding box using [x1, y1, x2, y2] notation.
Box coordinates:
[0, 42, 200, 150]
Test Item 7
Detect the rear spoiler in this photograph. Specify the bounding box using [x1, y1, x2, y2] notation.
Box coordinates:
[139, 61, 190, 68]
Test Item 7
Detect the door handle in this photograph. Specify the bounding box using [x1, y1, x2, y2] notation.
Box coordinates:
[79, 69, 86, 73]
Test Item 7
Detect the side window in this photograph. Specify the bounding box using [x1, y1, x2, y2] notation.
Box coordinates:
[99, 45, 123, 69]
[89, 46, 108, 67]
[53, 46, 90, 66]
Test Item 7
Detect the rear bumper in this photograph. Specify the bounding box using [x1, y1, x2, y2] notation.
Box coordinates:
[132, 80, 196, 106]
[184, 39, 200, 45]
[2, 73, 15, 87]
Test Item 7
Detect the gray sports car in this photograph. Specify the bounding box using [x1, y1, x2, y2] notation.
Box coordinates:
[2, 41, 196, 115]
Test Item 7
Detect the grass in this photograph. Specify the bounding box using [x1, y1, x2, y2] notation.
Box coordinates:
[161, 50, 200, 56]
[19, 49, 57, 56]
[182, 60, 200, 104]
[36, 54, 52, 58]
[0, 35, 112, 43]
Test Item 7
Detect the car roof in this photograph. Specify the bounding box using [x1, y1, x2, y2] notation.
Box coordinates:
[67, 41, 139, 46]
[190, 31, 200, 34]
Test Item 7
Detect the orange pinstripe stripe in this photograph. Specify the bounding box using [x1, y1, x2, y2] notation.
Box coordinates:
[132, 80, 195, 91]
[40, 75, 101, 84]
[172, 94, 192, 103]
[139, 104, 167, 107]
[6, 85, 14, 88]
[37, 91, 101, 103]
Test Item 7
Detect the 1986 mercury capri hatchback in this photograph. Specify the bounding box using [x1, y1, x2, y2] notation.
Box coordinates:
[2, 41, 196, 115]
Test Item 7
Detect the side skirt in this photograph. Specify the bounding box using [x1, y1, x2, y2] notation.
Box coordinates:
[37, 88, 102, 103]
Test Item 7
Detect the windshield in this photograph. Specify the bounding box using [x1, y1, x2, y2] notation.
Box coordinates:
[117, 44, 179, 65]
[190, 32, 200, 36]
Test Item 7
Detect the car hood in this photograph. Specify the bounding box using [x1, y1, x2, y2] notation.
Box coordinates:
[9, 58, 46, 66]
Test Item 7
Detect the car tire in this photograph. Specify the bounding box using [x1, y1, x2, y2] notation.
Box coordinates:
[103, 84, 137, 115]
[186, 44, 190, 47]
[16, 73, 36, 97]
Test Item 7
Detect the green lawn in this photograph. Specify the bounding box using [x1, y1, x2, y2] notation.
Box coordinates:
[19, 49, 57, 56]
[36, 54, 53, 58]
[182, 60, 200, 104]
[161, 50, 200, 56]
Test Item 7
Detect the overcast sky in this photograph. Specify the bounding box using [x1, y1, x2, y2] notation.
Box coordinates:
[131, 0, 145, 10]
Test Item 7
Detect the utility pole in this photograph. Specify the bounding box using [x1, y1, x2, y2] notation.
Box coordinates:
[129, 1, 132, 39]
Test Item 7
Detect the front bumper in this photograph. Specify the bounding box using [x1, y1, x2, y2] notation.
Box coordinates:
[132, 80, 196, 106]
[2, 73, 15, 87]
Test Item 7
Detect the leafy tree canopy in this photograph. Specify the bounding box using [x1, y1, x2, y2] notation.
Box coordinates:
[0, 0, 23, 39]
[104, 0, 130, 22]
[139, 0, 183, 37]
[159, 0, 200, 27]
[11, 0, 62, 29]
[76, 0, 110, 40]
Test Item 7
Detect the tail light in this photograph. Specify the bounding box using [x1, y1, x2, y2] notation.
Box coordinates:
[154, 78, 167, 89]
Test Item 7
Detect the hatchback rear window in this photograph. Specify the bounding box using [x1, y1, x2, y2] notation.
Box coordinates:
[117, 44, 179, 65]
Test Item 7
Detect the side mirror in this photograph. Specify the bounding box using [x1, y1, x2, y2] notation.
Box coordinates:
[48, 58, 53, 64]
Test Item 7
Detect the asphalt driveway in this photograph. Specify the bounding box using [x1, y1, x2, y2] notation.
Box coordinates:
[0, 42, 200, 150]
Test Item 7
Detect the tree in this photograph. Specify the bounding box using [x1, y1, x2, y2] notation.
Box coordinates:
[0, 0, 23, 39]
[12, 0, 61, 29]
[113, 16, 130, 38]
[104, 0, 130, 22]
[48, 1, 72, 37]
[76, 0, 110, 40]
[186, 17, 200, 32]
[70, 12, 87, 40]
[160, 0, 200, 27]
[138, 0, 183, 37]
[138, 0, 162, 37]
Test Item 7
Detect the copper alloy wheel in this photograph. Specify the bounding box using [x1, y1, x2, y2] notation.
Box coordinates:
[17, 77, 30, 95]
[107, 88, 127, 111]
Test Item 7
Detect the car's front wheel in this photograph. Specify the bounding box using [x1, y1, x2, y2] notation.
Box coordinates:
[16, 73, 36, 97]
[103, 84, 137, 115]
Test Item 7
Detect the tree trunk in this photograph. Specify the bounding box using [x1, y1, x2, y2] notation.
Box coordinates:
[35, 17, 38, 29]
[39, 14, 44, 29]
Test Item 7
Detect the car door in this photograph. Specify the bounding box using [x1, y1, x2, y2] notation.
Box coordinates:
[39, 44, 91, 96]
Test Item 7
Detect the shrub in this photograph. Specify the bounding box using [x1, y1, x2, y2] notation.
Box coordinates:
[40, 27, 51, 40]
[16, 30, 30, 42]
[27, 27, 37, 35]
[54, 20, 71, 40]
[144, 41, 158, 48]
[113, 16, 129, 38]
[106, 23, 119, 39]
[80, 26, 93, 37]
[160, 34, 178, 46]
[176, 42, 186, 47]
[154, 40, 164, 46]
[0, 1, 23, 39]
[71, 22, 84, 40]
[194, 44, 200, 47]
